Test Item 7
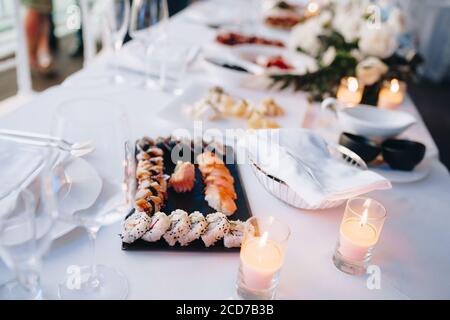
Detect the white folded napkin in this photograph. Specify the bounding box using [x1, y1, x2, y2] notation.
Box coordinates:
[239, 129, 391, 207]
[0, 140, 45, 200]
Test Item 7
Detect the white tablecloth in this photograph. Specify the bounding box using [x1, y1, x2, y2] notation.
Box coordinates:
[0, 3, 449, 299]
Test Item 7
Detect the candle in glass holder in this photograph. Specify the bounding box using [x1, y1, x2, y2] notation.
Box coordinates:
[333, 197, 386, 275]
[304, 1, 320, 18]
[237, 216, 290, 300]
[378, 79, 405, 109]
[336, 77, 364, 106]
[240, 234, 283, 290]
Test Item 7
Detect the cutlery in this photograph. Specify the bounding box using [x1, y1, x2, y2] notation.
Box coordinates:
[205, 56, 265, 75]
[0, 134, 94, 157]
[116, 65, 178, 82]
[0, 129, 93, 150]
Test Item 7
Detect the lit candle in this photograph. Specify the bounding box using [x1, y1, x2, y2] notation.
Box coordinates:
[378, 79, 405, 109]
[305, 1, 320, 18]
[339, 207, 378, 260]
[336, 77, 364, 106]
[240, 233, 284, 290]
[237, 216, 290, 299]
[333, 197, 387, 275]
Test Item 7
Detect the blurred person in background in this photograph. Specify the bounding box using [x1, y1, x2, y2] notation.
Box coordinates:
[22, 0, 54, 75]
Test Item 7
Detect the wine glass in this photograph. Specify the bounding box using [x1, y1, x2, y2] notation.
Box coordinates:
[104, 0, 130, 84]
[51, 98, 132, 300]
[0, 153, 57, 300]
[129, 0, 169, 89]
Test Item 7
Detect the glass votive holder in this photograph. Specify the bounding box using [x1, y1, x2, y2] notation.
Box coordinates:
[377, 79, 406, 109]
[336, 76, 364, 107]
[333, 197, 387, 275]
[237, 216, 290, 300]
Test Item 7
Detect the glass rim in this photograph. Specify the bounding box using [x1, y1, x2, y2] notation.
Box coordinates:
[246, 216, 291, 243]
[346, 197, 387, 221]
[56, 97, 124, 110]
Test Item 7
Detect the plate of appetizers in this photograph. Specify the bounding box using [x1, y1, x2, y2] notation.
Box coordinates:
[230, 45, 317, 76]
[215, 31, 285, 48]
[157, 83, 308, 131]
[202, 43, 315, 86]
[121, 136, 252, 251]
[263, 0, 318, 30]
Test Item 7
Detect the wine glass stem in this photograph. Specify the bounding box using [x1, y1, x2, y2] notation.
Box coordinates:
[87, 228, 99, 286]
[15, 260, 43, 299]
[145, 44, 155, 88]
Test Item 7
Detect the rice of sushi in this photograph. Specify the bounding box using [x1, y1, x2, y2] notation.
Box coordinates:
[163, 209, 191, 246]
[120, 210, 152, 244]
[223, 220, 245, 248]
[141, 211, 171, 242]
[201, 212, 230, 247]
[179, 211, 208, 246]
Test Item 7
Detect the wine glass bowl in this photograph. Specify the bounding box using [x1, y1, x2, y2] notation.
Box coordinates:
[129, 0, 169, 89]
[0, 159, 57, 300]
[51, 98, 131, 300]
[104, 0, 131, 84]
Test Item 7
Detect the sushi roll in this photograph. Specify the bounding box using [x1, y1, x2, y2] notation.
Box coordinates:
[120, 210, 152, 244]
[141, 212, 171, 242]
[224, 220, 245, 248]
[163, 209, 191, 246]
[179, 211, 208, 246]
[201, 212, 230, 247]
[169, 161, 195, 193]
[137, 136, 154, 152]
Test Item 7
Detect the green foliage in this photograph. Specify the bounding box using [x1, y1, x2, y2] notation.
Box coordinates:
[270, 29, 422, 102]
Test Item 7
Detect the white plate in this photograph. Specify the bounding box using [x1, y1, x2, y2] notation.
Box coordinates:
[156, 82, 309, 131]
[230, 44, 317, 76]
[370, 158, 431, 184]
[52, 157, 103, 239]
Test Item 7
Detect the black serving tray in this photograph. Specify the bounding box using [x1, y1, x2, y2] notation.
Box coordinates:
[122, 139, 252, 252]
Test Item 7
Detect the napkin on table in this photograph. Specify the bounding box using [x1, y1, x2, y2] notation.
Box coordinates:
[239, 129, 392, 207]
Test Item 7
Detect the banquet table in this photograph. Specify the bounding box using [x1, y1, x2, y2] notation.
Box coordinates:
[1, 2, 450, 300]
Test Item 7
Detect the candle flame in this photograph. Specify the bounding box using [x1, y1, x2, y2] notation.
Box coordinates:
[390, 79, 400, 93]
[348, 77, 359, 92]
[360, 208, 369, 227]
[307, 2, 319, 14]
[258, 231, 269, 248]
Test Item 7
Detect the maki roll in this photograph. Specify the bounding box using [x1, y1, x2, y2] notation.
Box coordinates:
[224, 220, 245, 248]
[163, 209, 191, 246]
[141, 212, 171, 242]
[120, 210, 152, 244]
[179, 211, 208, 246]
[201, 212, 230, 247]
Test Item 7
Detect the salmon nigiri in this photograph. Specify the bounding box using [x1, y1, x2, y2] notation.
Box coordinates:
[170, 161, 195, 193]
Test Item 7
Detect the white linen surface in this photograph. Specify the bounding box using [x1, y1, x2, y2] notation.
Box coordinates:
[0, 7, 449, 299]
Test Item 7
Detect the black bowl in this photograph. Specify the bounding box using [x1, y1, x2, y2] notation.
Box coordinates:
[339, 132, 381, 163]
[382, 139, 426, 171]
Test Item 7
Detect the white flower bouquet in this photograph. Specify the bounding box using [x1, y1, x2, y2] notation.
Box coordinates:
[270, 0, 423, 103]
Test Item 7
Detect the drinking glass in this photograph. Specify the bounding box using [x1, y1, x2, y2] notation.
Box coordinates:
[51, 98, 132, 300]
[148, 41, 198, 95]
[237, 216, 290, 300]
[0, 156, 57, 300]
[104, 0, 130, 84]
[333, 197, 387, 275]
[129, 0, 169, 89]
